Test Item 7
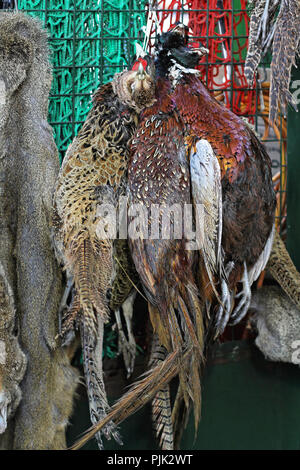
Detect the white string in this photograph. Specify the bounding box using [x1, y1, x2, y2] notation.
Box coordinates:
[139, 0, 190, 57]
[142, 0, 161, 54]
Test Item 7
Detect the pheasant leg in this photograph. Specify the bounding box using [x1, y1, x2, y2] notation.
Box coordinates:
[231, 262, 251, 325]
[114, 292, 136, 378]
[215, 262, 234, 334]
[122, 292, 137, 378]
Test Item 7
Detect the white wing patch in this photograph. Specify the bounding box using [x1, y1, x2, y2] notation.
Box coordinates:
[190, 139, 223, 277]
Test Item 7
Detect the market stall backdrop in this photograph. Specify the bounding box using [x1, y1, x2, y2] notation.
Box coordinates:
[1, 0, 299, 451]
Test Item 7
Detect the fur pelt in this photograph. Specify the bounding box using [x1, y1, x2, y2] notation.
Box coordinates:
[252, 285, 300, 364]
[0, 11, 79, 449]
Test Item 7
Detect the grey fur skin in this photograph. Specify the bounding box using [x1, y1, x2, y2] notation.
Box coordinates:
[0, 263, 27, 437]
[252, 285, 300, 364]
[0, 12, 79, 449]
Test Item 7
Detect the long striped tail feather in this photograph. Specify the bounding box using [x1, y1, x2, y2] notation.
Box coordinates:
[267, 230, 300, 310]
[172, 385, 191, 450]
[150, 334, 174, 450]
[70, 347, 193, 450]
[69, 235, 118, 449]
[80, 316, 122, 449]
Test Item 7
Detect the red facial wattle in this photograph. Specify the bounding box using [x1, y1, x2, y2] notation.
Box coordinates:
[131, 57, 147, 71]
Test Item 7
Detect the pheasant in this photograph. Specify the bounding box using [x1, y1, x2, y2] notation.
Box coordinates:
[157, 26, 276, 333]
[69, 26, 276, 451]
[52, 59, 155, 448]
[147, 25, 275, 445]
[129, 26, 275, 446]
[245, 0, 300, 123]
[127, 40, 207, 451]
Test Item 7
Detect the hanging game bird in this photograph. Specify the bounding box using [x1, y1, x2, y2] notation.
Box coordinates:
[127, 25, 275, 447]
[128, 75, 205, 450]
[245, 0, 300, 123]
[157, 26, 276, 336]
[52, 59, 155, 448]
[70, 25, 276, 450]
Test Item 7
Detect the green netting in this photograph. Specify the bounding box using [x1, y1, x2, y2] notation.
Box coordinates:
[19, 0, 147, 160]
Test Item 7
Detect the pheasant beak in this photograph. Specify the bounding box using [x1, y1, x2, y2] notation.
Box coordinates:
[0, 391, 8, 434]
[172, 23, 187, 37]
[137, 62, 146, 81]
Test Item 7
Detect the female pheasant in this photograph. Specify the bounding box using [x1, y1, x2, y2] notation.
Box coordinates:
[52, 60, 155, 448]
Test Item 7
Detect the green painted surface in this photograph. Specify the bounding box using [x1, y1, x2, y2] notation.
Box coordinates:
[181, 343, 300, 450]
[287, 60, 300, 271]
[19, 0, 147, 160]
[67, 342, 300, 450]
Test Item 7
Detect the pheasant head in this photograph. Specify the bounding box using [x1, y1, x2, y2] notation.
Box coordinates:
[155, 24, 208, 79]
[112, 56, 156, 112]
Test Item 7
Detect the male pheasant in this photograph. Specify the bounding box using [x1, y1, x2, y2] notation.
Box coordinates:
[129, 26, 275, 446]
[147, 26, 275, 444]
[154, 26, 276, 334]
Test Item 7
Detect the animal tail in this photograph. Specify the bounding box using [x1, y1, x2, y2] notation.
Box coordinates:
[176, 282, 204, 435]
[80, 318, 122, 449]
[69, 235, 119, 448]
[70, 347, 192, 450]
[172, 385, 191, 449]
[267, 230, 300, 310]
[72, 237, 112, 334]
[150, 334, 174, 450]
[150, 276, 205, 447]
